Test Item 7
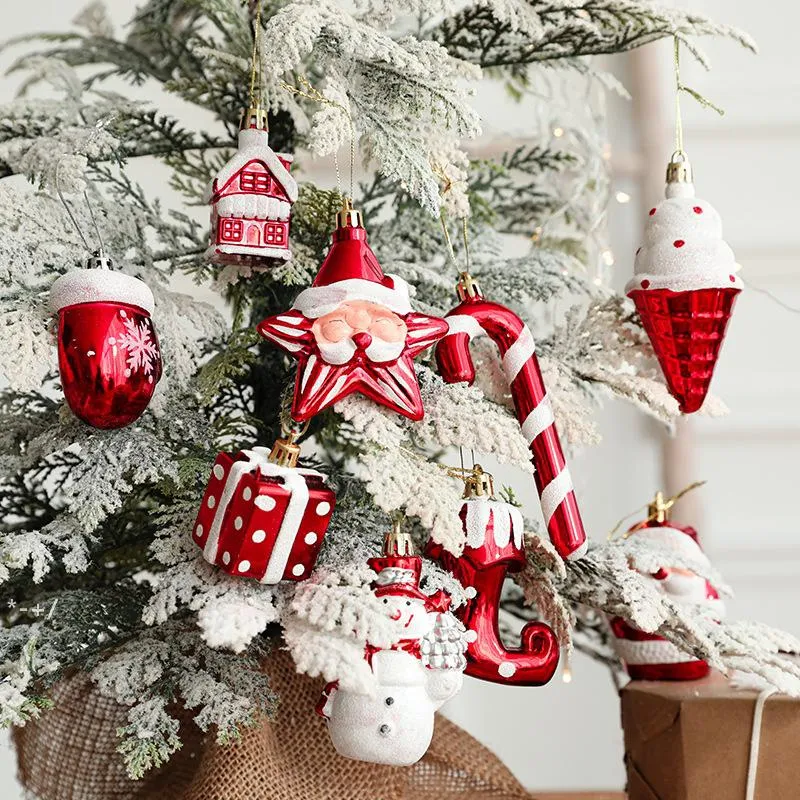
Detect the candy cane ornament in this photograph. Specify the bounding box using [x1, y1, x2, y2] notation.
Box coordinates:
[435, 275, 587, 561]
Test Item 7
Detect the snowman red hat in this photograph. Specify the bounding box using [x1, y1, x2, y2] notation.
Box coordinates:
[368, 554, 428, 602]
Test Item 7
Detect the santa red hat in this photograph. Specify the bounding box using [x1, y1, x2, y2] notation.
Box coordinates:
[367, 554, 428, 602]
[291, 205, 413, 318]
[626, 520, 710, 571]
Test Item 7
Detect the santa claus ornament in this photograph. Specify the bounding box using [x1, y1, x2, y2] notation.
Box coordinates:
[49, 252, 163, 429]
[610, 490, 724, 681]
[192, 429, 335, 584]
[258, 199, 448, 421]
[627, 154, 742, 413]
[317, 528, 467, 766]
[426, 466, 560, 686]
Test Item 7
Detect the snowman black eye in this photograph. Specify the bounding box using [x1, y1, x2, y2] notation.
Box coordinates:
[382, 598, 388, 604]
[406, 601, 411, 606]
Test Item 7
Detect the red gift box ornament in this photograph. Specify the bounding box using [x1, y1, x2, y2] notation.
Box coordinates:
[192, 432, 335, 584]
[206, 104, 298, 268]
[258, 198, 449, 421]
[609, 490, 725, 681]
[626, 154, 743, 413]
[49, 253, 163, 429]
[426, 466, 560, 686]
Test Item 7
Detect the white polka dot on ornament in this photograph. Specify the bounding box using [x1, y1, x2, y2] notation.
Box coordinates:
[465, 630, 478, 643]
[195, 524, 203, 538]
[252, 530, 266, 543]
[304, 532, 317, 545]
[207, 496, 216, 509]
[243, 487, 252, 501]
[234, 516, 243, 530]
[292, 564, 305, 576]
[213, 465, 225, 480]
[255, 496, 277, 512]
[238, 560, 251, 573]
[315, 501, 331, 516]
[222, 552, 231, 565]
[498, 662, 517, 678]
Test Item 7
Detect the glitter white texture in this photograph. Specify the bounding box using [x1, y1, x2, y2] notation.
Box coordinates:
[626, 181, 743, 294]
[49, 268, 155, 315]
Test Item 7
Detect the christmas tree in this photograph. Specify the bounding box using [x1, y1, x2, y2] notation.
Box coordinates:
[1, 0, 799, 791]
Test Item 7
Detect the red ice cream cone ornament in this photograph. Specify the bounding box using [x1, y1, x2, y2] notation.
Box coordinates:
[49, 254, 162, 429]
[627, 155, 742, 414]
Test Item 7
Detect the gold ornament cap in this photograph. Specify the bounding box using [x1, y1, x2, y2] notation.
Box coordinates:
[241, 105, 269, 132]
[647, 490, 670, 524]
[462, 465, 494, 499]
[456, 271, 482, 302]
[336, 196, 363, 229]
[268, 435, 301, 469]
[665, 151, 693, 186]
[383, 519, 415, 557]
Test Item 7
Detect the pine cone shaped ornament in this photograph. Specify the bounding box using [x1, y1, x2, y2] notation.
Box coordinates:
[626, 155, 742, 413]
[49, 254, 162, 429]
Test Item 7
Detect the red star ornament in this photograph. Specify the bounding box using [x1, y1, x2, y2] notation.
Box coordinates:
[258, 203, 448, 421]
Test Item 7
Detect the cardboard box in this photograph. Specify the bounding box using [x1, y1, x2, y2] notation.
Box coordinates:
[621, 671, 800, 799]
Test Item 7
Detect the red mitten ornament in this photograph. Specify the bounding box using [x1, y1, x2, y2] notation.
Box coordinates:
[258, 200, 448, 421]
[627, 155, 742, 413]
[435, 274, 587, 561]
[207, 106, 298, 267]
[49, 254, 162, 429]
[192, 435, 335, 583]
[425, 468, 559, 686]
[609, 491, 724, 681]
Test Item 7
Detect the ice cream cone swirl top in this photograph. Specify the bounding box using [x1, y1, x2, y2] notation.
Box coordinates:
[626, 181, 743, 295]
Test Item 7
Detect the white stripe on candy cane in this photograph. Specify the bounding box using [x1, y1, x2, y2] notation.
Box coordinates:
[540, 467, 573, 526]
[502, 325, 535, 383]
[520, 394, 555, 443]
[445, 314, 485, 338]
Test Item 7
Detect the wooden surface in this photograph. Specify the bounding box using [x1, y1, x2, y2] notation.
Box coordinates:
[533, 794, 624, 800]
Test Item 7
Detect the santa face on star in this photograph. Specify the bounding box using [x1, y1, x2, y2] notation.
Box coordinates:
[258, 211, 448, 421]
[311, 300, 408, 366]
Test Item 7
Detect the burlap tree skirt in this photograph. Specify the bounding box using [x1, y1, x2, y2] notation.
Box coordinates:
[14, 648, 535, 799]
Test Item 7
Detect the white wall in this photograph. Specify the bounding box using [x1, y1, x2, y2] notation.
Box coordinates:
[1, 0, 797, 795]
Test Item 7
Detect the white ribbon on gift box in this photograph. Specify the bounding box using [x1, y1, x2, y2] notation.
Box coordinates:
[202, 447, 318, 584]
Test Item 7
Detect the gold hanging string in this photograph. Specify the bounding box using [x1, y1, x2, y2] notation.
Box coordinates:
[607, 480, 707, 540]
[438, 210, 460, 273]
[673, 36, 724, 157]
[248, 1, 263, 109]
[462, 217, 472, 272]
[281, 75, 356, 201]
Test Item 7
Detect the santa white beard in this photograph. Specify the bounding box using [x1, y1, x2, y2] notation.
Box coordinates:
[659, 572, 708, 602]
[317, 336, 406, 365]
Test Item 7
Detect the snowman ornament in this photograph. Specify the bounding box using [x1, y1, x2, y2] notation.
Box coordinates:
[317, 547, 468, 766]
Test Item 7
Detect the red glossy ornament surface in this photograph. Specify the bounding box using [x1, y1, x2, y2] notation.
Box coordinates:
[57, 300, 162, 429]
[193, 448, 335, 583]
[259, 212, 448, 421]
[629, 286, 740, 414]
[426, 499, 559, 686]
[436, 290, 587, 560]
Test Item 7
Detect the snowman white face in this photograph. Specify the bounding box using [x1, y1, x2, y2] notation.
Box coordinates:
[378, 594, 433, 639]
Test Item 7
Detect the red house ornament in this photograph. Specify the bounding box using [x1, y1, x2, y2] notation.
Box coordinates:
[192, 437, 335, 584]
[207, 106, 298, 267]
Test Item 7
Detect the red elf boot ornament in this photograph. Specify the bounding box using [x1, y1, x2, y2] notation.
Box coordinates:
[609, 490, 724, 681]
[627, 154, 742, 413]
[49, 252, 163, 429]
[426, 466, 559, 686]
